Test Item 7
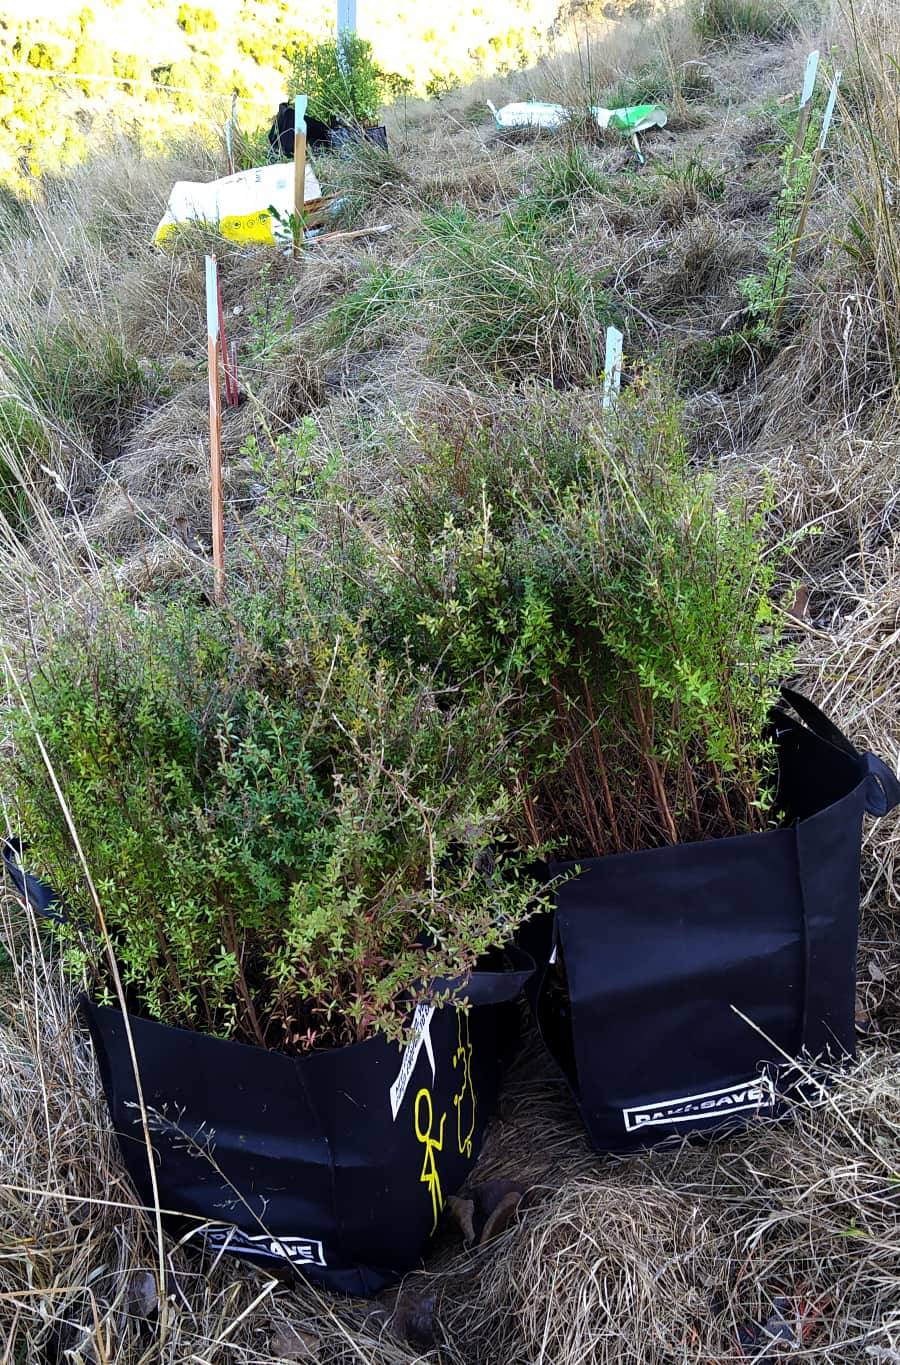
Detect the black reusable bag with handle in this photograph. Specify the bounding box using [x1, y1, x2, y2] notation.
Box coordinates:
[530, 688, 900, 1153]
[78, 947, 533, 1296]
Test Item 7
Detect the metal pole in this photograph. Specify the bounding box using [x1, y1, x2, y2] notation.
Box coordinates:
[337, 0, 357, 37]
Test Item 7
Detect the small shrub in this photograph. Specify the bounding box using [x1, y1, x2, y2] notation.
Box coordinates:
[419, 207, 617, 385]
[372, 379, 794, 857]
[288, 32, 385, 128]
[7, 578, 535, 1051]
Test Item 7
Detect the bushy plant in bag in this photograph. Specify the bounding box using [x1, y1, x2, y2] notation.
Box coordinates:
[369, 377, 796, 857]
[6, 577, 535, 1052]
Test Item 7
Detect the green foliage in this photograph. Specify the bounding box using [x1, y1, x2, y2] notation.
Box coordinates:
[268, 203, 308, 247]
[657, 153, 726, 204]
[288, 32, 386, 127]
[8, 550, 536, 1051]
[692, 0, 806, 40]
[177, 4, 218, 35]
[317, 263, 418, 349]
[524, 144, 606, 216]
[738, 137, 814, 334]
[425, 69, 461, 100]
[679, 329, 768, 392]
[0, 398, 47, 529]
[0, 321, 148, 453]
[370, 379, 793, 857]
[418, 207, 617, 385]
[240, 261, 295, 363]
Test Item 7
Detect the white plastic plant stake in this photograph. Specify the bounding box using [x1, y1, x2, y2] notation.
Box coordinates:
[792, 49, 819, 162]
[337, 0, 356, 37]
[603, 326, 624, 410]
[818, 69, 841, 150]
[800, 49, 820, 109]
[294, 92, 308, 249]
[224, 119, 234, 176]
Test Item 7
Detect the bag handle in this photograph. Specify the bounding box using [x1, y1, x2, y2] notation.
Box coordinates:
[778, 686, 863, 756]
[2, 838, 68, 924]
[778, 687, 900, 818]
[429, 943, 535, 1008]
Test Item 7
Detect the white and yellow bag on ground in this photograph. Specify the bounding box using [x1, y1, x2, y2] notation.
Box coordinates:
[154, 163, 323, 246]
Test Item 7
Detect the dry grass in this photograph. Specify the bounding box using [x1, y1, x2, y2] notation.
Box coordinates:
[2, 0, 900, 1361]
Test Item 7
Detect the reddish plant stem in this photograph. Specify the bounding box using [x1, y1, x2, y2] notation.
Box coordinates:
[581, 674, 623, 854]
[629, 687, 679, 845]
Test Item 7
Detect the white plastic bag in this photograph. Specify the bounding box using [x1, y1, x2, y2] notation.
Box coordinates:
[487, 100, 668, 135]
[155, 163, 323, 246]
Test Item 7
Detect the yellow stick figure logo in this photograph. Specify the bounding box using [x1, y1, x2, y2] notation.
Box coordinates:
[414, 1088, 446, 1233]
[452, 1012, 476, 1158]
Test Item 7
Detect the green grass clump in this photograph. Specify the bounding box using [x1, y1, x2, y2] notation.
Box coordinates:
[0, 321, 149, 455]
[316, 262, 419, 350]
[526, 144, 607, 214]
[420, 206, 617, 385]
[658, 153, 727, 204]
[693, 0, 805, 40]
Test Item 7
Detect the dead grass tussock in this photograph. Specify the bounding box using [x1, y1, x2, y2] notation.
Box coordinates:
[622, 215, 760, 317]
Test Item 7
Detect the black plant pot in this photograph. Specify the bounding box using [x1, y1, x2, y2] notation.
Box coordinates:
[79, 949, 532, 1296]
[327, 123, 389, 153]
[526, 688, 900, 1153]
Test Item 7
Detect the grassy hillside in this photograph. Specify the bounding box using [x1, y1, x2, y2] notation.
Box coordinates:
[1, 0, 900, 1359]
[1, 0, 571, 186]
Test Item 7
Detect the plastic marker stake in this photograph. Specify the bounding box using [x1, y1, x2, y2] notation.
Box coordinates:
[818, 69, 841, 150]
[603, 326, 624, 409]
[205, 255, 226, 604]
[792, 50, 819, 161]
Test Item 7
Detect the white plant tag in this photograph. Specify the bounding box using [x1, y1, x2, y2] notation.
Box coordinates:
[389, 1003, 436, 1120]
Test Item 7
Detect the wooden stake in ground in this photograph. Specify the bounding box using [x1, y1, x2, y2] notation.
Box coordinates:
[205, 255, 226, 604]
[791, 49, 820, 164]
[224, 118, 234, 176]
[293, 93, 308, 254]
[602, 326, 624, 410]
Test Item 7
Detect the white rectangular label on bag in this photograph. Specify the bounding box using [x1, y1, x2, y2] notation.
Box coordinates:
[202, 1227, 326, 1267]
[389, 1003, 436, 1120]
[622, 1076, 776, 1132]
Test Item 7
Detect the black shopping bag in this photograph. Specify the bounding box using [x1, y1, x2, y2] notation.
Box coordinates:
[79, 948, 532, 1296]
[531, 689, 900, 1152]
